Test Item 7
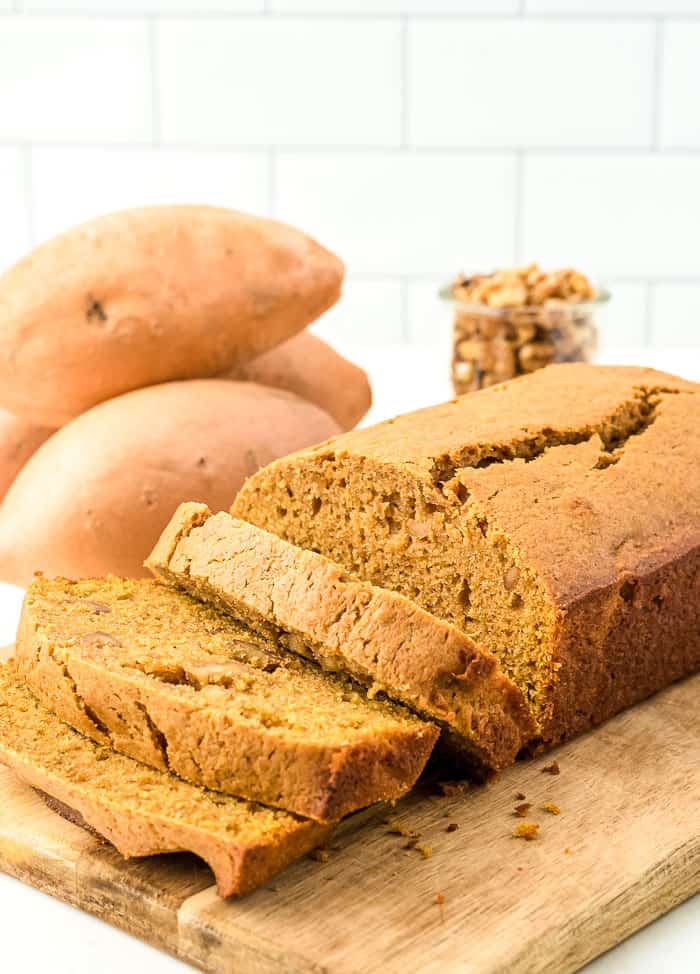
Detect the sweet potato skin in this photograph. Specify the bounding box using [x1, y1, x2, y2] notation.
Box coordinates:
[0, 408, 53, 502]
[230, 332, 371, 430]
[0, 205, 344, 426]
[0, 380, 340, 584]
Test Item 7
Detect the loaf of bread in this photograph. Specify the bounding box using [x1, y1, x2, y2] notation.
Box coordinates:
[0, 663, 330, 896]
[0, 380, 340, 585]
[147, 503, 535, 772]
[0, 205, 343, 426]
[232, 364, 700, 746]
[16, 575, 437, 822]
[228, 332, 371, 431]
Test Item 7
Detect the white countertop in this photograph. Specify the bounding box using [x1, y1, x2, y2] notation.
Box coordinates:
[0, 345, 698, 973]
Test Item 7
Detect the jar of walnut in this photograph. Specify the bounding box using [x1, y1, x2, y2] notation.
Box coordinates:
[444, 265, 608, 395]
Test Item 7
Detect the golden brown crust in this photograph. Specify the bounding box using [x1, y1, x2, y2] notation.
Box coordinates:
[228, 332, 371, 431]
[147, 505, 535, 771]
[16, 575, 437, 822]
[0, 205, 344, 426]
[0, 664, 331, 897]
[232, 363, 700, 747]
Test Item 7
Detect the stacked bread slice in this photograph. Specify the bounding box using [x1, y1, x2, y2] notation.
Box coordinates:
[1, 570, 448, 894]
[0, 667, 332, 898]
[2, 492, 540, 895]
[146, 503, 535, 772]
[0, 497, 539, 894]
[15, 575, 439, 822]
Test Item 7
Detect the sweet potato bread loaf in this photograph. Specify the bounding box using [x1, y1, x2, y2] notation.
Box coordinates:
[0, 380, 339, 585]
[147, 504, 535, 772]
[16, 576, 436, 822]
[0, 205, 344, 426]
[0, 664, 330, 897]
[229, 332, 372, 431]
[232, 364, 700, 746]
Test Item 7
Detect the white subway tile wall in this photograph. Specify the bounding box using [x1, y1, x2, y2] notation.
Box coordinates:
[660, 22, 700, 147]
[311, 279, 404, 345]
[0, 18, 152, 143]
[157, 19, 402, 146]
[0, 149, 29, 271]
[30, 148, 272, 243]
[23, 1, 264, 9]
[272, 2, 518, 11]
[651, 285, 700, 345]
[408, 20, 654, 147]
[596, 283, 649, 346]
[521, 154, 700, 278]
[0, 4, 698, 347]
[276, 152, 516, 276]
[526, 2, 700, 12]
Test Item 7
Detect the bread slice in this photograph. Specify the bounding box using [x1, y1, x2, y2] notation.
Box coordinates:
[231, 364, 700, 745]
[16, 576, 437, 823]
[146, 504, 535, 773]
[0, 663, 331, 897]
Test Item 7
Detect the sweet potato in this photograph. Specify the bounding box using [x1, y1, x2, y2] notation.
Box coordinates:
[0, 206, 343, 426]
[0, 380, 340, 584]
[0, 336, 367, 501]
[0, 409, 53, 502]
[230, 332, 371, 430]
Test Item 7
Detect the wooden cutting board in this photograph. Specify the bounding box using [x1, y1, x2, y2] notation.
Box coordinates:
[0, 638, 698, 974]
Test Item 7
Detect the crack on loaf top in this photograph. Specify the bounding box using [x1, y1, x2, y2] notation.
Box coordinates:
[434, 386, 689, 496]
[430, 428, 593, 486]
[594, 385, 692, 463]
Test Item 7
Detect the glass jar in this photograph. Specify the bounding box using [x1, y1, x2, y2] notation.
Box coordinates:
[442, 287, 609, 395]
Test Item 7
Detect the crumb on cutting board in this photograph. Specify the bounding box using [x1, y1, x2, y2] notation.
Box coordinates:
[513, 802, 532, 818]
[543, 802, 561, 815]
[541, 761, 560, 776]
[446, 822, 459, 833]
[437, 780, 470, 798]
[513, 822, 539, 841]
[403, 836, 432, 857]
[515, 792, 526, 801]
[387, 821, 419, 838]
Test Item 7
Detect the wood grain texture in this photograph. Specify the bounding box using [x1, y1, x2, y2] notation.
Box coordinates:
[0, 638, 698, 974]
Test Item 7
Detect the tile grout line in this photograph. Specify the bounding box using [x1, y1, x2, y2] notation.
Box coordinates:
[400, 16, 409, 149]
[341, 272, 700, 287]
[0, 10, 691, 20]
[3, 142, 700, 156]
[651, 17, 664, 150]
[148, 17, 161, 146]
